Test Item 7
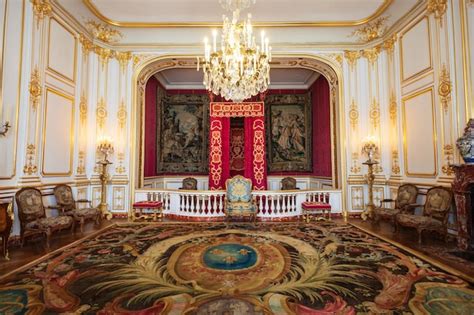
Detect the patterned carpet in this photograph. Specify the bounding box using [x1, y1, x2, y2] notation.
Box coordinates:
[1, 222, 473, 314]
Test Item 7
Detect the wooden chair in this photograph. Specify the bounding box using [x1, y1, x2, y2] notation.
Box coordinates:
[15, 187, 74, 248]
[180, 177, 198, 190]
[373, 184, 418, 229]
[225, 175, 257, 222]
[396, 186, 453, 244]
[52, 184, 101, 233]
[281, 177, 298, 190]
[0, 201, 13, 259]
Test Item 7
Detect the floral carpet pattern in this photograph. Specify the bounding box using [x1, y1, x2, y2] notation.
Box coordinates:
[1, 222, 473, 314]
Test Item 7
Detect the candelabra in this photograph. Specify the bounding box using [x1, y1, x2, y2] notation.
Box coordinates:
[0, 121, 10, 136]
[97, 137, 114, 220]
[361, 136, 379, 221]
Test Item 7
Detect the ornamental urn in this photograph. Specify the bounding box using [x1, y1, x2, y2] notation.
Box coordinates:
[456, 119, 474, 164]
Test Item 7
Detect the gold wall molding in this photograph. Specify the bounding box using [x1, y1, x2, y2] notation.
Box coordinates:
[389, 92, 397, 122]
[349, 99, 359, 130]
[382, 34, 397, 56]
[85, 20, 122, 43]
[83, 0, 393, 28]
[438, 64, 451, 114]
[427, 0, 447, 21]
[94, 46, 112, 68]
[351, 16, 389, 42]
[441, 144, 454, 176]
[351, 152, 361, 174]
[391, 150, 401, 174]
[30, 0, 52, 27]
[351, 186, 365, 210]
[343, 50, 361, 69]
[76, 150, 85, 174]
[362, 47, 381, 65]
[117, 100, 127, 129]
[116, 152, 126, 174]
[79, 94, 87, 124]
[29, 67, 42, 110]
[96, 97, 107, 130]
[369, 98, 381, 130]
[23, 144, 37, 175]
[116, 51, 132, 72]
[79, 34, 94, 55]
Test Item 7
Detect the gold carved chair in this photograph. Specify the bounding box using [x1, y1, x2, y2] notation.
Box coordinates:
[281, 177, 298, 190]
[180, 177, 198, 190]
[225, 175, 257, 222]
[396, 186, 453, 244]
[53, 184, 101, 233]
[15, 187, 74, 248]
[373, 184, 418, 228]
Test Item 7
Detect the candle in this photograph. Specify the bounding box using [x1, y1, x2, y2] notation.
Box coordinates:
[265, 37, 269, 55]
[212, 29, 217, 52]
[261, 30, 265, 51]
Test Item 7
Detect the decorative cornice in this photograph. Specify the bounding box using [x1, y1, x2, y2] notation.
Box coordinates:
[29, 67, 42, 110]
[362, 47, 381, 65]
[94, 46, 113, 68]
[350, 16, 389, 43]
[85, 20, 123, 43]
[343, 50, 361, 68]
[438, 64, 451, 114]
[30, 0, 52, 27]
[79, 34, 94, 55]
[382, 34, 397, 56]
[115, 51, 132, 72]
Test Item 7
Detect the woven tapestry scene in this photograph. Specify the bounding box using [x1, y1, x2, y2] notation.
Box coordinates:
[1, 222, 473, 314]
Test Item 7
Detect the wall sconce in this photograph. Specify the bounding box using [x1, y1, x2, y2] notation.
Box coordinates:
[0, 121, 11, 136]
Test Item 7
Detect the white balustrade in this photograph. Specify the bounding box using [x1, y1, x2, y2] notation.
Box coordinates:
[134, 189, 342, 220]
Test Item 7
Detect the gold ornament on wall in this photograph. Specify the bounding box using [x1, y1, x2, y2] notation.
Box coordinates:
[85, 20, 123, 43]
[29, 67, 42, 110]
[94, 46, 113, 69]
[96, 98, 107, 130]
[350, 16, 388, 43]
[391, 149, 400, 174]
[427, 0, 448, 22]
[343, 50, 360, 69]
[351, 152, 361, 174]
[116, 152, 126, 174]
[77, 150, 86, 174]
[441, 144, 454, 176]
[382, 34, 397, 56]
[362, 47, 381, 66]
[30, 0, 52, 28]
[389, 92, 397, 122]
[79, 94, 88, 124]
[369, 98, 381, 130]
[117, 100, 127, 129]
[438, 64, 452, 114]
[23, 144, 38, 175]
[115, 52, 132, 72]
[79, 34, 94, 55]
[349, 99, 359, 130]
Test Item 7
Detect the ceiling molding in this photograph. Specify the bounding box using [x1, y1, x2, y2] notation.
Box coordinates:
[82, 0, 393, 28]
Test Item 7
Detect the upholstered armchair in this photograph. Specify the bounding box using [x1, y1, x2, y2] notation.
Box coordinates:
[373, 184, 418, 228]
[281, 177, 298, 190]
[225, 175, 257, 222]
[396, 186, 453, 244]
[15, 187, 74, 248]
[53, 184, 101, 232]
[180, 177, 198, 190]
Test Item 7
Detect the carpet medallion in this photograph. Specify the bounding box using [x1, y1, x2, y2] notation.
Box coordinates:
[1, 222, 473, 314]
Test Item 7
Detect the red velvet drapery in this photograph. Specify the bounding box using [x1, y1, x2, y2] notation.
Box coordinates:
[144, 77, 158, 177]
[209, 102, 267, 190]
[312, 76, 332, 177]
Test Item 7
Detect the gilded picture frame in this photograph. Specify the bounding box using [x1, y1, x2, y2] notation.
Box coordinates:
[266, 93, 312, 172]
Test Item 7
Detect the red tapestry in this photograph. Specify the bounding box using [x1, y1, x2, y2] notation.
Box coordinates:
[208, 117, 230, 190]
[230, 128, 245, 175]
[209, 102, 267, 190]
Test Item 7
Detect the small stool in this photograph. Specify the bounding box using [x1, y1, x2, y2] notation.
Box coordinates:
[301, 201, 331, 222]
[132, 201, 163, 221]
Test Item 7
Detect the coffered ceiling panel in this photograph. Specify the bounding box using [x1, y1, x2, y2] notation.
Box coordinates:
[84, 0, 389, 26]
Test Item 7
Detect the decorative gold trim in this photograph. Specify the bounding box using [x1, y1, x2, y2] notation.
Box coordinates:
[29, 66, 42, 110]
[83, 0, 393, 28]
[94, 45, 112, 69]
[85, 20, 122, 43]
[30, 0, 51, 28]
[441, 144, 454, 176]
[343, 50, 360, 69]
[79, 34, 93, 55]
[115, 152, 126, 174]
[400, 16, 433, 83]
[348, 99, 359, 130]
[369, 97, 380, 130]
[426, 0, 448, 21]
[23, 144, 37, 175]
[115, 51, 131, 72]
[362, 46, 380, 66]
[41, 87, 75, 177]
[382, 34, 397, 56]
[117, 99, 127, 129]
[391, 150, 401, 174]
[47, 16, 77, 83]
[112, 186, 125, 210]
[438, 63, 451, 114]
[350, 16, 388, 42]
[76, 150, 85, 174]
[96, 97, 107, 130]
[351, 152, 361, 174]
[402, 86, 438, 177]
[389, 92, 397, 122]
[79, 93, 87, 124]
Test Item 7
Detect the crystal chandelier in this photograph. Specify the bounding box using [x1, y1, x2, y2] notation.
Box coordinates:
[197, 0, 271, 102]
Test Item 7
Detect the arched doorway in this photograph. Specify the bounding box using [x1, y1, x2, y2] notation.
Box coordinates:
[130, 55, 346, 205]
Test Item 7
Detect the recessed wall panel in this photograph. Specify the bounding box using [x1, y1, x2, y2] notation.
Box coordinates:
[47, 18, 76, 82]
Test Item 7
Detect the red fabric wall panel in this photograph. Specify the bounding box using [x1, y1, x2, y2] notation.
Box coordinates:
[144, 76, 158, 177]
[311, 76, 332, 177]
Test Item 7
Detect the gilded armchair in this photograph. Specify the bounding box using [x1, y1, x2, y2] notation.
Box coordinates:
[53, 184, 101, 232]
[281, 177, 298, 190]
[225, 175, 257, 222]
[396, 186, 453, 244]
[373, 184, 418, 228]
[15, 187, 74, 248]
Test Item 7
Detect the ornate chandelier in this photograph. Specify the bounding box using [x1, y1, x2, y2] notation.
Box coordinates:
[197, 0, 271, 102]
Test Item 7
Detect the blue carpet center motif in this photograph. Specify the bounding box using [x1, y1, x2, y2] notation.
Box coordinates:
[203, 243, 257, 270]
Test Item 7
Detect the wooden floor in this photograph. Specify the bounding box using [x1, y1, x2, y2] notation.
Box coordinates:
[1, 218, 473, 282]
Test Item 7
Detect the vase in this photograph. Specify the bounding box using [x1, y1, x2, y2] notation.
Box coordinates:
[456, 119, 474, 164]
